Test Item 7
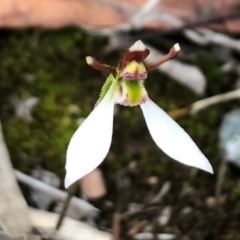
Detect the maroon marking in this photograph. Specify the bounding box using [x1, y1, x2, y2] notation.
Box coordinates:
[121, 72, 147, 80]
[141, 96, 148, 104]
[121, 100, 128, 106]
[119, 49, 150, 68]
[118, 86, 123, 96]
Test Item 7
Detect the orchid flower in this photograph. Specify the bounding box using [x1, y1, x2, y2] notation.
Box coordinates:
[65, 40, 213, 188]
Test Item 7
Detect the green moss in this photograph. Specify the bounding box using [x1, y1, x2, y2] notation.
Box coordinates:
[0, 28, 107, 176]
[195, 53, 224, 95]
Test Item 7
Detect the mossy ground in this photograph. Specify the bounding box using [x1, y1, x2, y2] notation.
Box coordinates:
[0, 28, 240, 239]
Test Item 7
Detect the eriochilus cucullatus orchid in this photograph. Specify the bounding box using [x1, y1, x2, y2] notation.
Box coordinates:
[64, 40, 213, 188]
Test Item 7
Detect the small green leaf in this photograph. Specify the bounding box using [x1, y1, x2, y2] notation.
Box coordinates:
[99, 74, 116, 101]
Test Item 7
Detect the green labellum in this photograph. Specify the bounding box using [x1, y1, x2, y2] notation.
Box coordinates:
[98, 74, 147, 107]
[120, 80, 147, 106]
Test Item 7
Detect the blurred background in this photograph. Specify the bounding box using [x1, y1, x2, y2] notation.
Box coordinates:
[0, 0, 240, 240]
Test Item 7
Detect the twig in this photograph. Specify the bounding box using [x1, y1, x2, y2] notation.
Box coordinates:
[215, 159, 227, 202]
[190, 88, 240, 114]
[197, 28, 240, 52]
[160, 11, 240, 35]
[128, 220, 148, 237]
[30, 208, 112, 240]
[86, 0, 161, 35]
[168, 107, 190, 119]
[130, 0, 161, 28]
[168, 88, 240, 118]
[148, 12, 240, 51]
[133, 232, 175, 240]
[14, 170, 99, 219]
[150, 181, 171, 204]
[112, 212, 121, 240]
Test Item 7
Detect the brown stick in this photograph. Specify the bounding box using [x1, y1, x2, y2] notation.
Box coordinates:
[167, 89, 240, 119]
[112, 212, 121, 240]
[168, 107, 190, 119]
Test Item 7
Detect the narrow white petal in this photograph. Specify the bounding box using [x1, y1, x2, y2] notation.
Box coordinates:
[65, 81, 117, 188]
[140, 98, 213, 173]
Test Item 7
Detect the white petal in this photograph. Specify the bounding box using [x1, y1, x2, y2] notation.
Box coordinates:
[140, 98, 213, 173]
[65, 81, 117, 188]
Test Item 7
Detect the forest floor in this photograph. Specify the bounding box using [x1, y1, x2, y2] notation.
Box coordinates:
[0, 28, 240, 240]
